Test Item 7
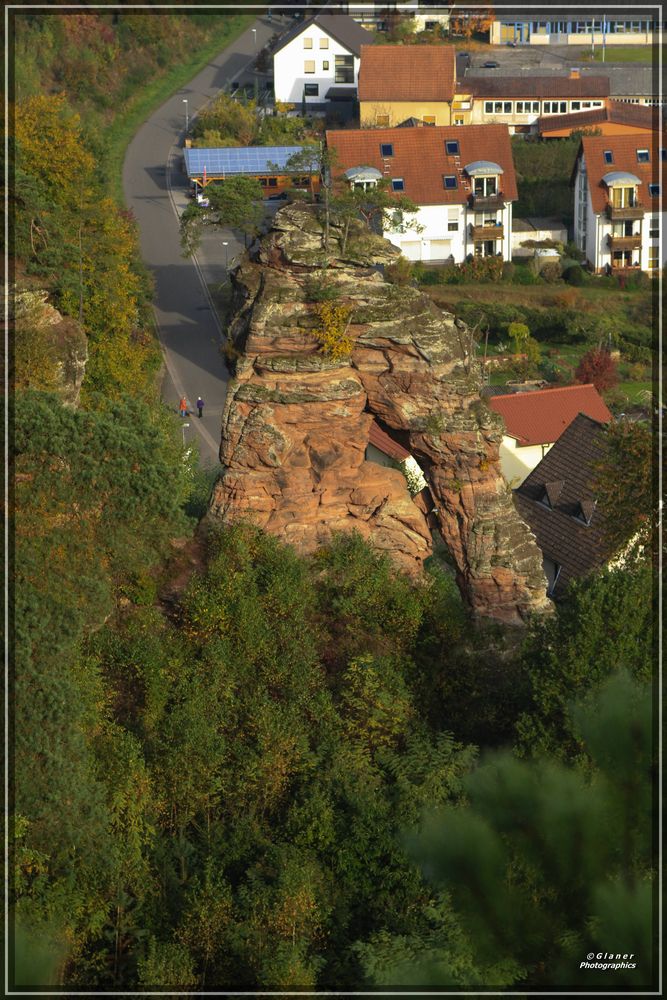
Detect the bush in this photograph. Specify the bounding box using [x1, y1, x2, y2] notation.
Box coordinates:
[564, 240, 585, 262]
[501, 261, 515, 282]
[563, 264, 584, 286]
[385, 256, 414, 286]
[443, 255, 503, 284]
[512, 262, 542, 285]
[539, 261, 562, 283]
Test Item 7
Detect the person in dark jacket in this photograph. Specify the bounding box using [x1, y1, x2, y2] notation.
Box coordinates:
[196, 396, 204, 419]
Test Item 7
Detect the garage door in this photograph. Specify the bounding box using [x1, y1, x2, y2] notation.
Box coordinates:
[400, 241, 421, 261]
[428, 240, 451, 261]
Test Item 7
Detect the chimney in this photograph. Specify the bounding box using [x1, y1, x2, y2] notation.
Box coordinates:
[570, 68, 580, 79]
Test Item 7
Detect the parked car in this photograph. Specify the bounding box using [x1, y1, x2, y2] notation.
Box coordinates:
[483, 60, 500, 68]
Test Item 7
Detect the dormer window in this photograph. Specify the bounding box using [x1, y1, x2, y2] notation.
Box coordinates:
[575, 499, 596, 525]
[539, 480, 564, 509]
[380, 143, 394, 158]
[474, 175, 497, 197]
[344, 165, 382, 191]
[445, 140, 460, 156]
[603, 150, 613, 164]
[637, 148, 650, 162]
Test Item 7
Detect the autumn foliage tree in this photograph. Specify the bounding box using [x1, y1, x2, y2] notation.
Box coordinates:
[574, 346, 619, 392]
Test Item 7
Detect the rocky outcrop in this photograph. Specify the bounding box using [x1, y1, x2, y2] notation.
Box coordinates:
[13, 289, 88, 407]
[209, 204, 550, 624]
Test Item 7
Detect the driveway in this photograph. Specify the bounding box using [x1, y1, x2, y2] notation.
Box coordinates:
[122, 14, 281, 466]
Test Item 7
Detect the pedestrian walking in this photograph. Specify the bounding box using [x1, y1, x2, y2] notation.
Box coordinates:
[196, 396, 205, 419]
[179, 396, 188, 417]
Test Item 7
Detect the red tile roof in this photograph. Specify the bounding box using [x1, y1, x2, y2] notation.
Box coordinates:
[538, 101, 657, 136]
[325, 124, 518, 206]
[358, 44, 456, 103]
[578, 133, 662, 214]
[368, 420, 410, 460]
[488, 384, 612, 446]
[467, 75, 610, 99]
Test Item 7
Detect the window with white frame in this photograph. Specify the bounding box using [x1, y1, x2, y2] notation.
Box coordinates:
[637, 148, 650, 162]
[543, 101, 567, 114]
[649, 245, 659, 268]
[649, 218, 659, 238]
[516, 100, 540, 114]
[484, 101, 494, 114]
[570, 101, 581, 110]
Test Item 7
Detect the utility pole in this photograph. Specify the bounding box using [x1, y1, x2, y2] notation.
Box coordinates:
[182, 98, 189, 133]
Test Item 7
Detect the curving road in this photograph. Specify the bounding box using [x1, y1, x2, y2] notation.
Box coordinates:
[122, 15, 280, 465]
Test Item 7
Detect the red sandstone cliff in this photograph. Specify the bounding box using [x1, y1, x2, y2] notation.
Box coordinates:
[209, 204, 550, 625]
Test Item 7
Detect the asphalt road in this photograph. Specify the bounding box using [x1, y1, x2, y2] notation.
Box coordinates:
[122, 14, 280, 466]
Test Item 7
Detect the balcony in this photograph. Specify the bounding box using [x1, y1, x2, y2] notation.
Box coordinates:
[472, 224, 504, 241]
[606, 202, 644, 221]
[608, 234, 642, 251]
[469, 193, 506, 211]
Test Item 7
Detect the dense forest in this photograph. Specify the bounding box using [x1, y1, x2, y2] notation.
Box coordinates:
[10, 9, 656, 991]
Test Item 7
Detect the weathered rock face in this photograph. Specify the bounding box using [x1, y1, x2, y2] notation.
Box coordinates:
[209, 204, 550, 624]
[13, 289, 88, 407]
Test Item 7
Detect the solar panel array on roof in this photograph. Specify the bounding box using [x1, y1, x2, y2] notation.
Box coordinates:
[184, 146, 306, 178]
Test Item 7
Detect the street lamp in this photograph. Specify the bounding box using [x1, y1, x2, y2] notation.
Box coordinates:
[182, 422, 190, 448]
[182, 98, 189, 133]
[222, 241, 229, 271]
[252, 27, 257, 51]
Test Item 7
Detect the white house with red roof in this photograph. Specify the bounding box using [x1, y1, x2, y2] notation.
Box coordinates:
[326, 124, 516, 263]
[487, 383, 612, 485]
[573, 133, 665, 273]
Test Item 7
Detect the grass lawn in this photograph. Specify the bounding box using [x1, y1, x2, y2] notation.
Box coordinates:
[616, 380, 653, 403]
[104, 13, 256, 203]
[580, 46, 655, 63]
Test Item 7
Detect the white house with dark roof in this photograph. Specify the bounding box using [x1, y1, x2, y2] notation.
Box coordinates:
[572, 133, 665, 272]
[273, 12, 374, 111]
[326, 123, 517, 263]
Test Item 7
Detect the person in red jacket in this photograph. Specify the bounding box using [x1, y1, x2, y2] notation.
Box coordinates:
[179, 396, 188, 417]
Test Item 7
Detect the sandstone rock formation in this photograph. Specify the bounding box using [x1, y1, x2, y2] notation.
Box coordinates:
[12, 288, 88, 407]
[209, 204, 550, 625]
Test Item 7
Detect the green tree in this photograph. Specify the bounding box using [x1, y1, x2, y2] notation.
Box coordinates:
[515, 561, 653, 761]
[591, 418, 653, 552]
[180, 176, 264, 256]
[369, 672, 654, 989]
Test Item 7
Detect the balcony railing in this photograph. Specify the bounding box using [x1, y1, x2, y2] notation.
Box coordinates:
[471, 224, 504, 241]
[469, 193, 506, 210]
[608, 234, 642, 251]
[606, 202, 644, 221]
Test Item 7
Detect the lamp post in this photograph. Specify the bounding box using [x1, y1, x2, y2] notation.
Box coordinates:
[182, 98, 189, 133]
[182, 422, 190, 448]
[222, 241, 229, 271]
[252, 27, 257, 51]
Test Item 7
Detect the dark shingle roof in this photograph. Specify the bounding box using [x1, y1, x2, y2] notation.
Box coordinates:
[467, 75, 610, 99]
[514, 413, 614, 596]
[273, 12, 375, 57]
